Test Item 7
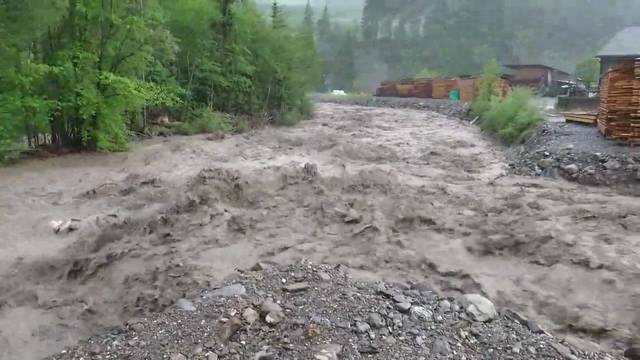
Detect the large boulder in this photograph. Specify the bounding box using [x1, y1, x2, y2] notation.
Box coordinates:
[458, 294, 498, 322]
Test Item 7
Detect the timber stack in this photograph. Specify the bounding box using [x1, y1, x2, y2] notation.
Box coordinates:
[375, 76, 510, 102]
[597, 59, 640, 143]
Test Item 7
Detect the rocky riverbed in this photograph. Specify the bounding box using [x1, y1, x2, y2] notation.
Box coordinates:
[506, 121, 640, 194]
[46, 263, 624, 360]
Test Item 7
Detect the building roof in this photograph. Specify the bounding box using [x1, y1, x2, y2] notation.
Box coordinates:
[597, 26, 640, 57]
[503, 64, 570, 76]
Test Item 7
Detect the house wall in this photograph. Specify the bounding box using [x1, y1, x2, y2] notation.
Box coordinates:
[600, 57, 635, 78]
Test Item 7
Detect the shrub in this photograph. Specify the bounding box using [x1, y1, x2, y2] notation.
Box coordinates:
[480, 87, 541, 144]
[472, 59, 501, 117]
[174, 108, 230, 135]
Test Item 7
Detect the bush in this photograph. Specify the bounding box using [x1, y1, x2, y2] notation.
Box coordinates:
[174, 108, 231, 135]
[480, 87, 541, 144]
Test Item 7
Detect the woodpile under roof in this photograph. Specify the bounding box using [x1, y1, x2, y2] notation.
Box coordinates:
[597, 59, 640, 143]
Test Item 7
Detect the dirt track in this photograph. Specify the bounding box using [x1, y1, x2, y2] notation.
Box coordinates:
[0, 103, 638, 359]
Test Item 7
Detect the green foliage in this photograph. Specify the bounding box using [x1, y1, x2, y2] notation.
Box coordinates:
[414, 68, 441, 79]
[175, 108, 230, 135]
[575, 56, 600, 89]
[472, 59, 502, 117]
[479, 87, 541, 145]
[0, 0, 321, 159]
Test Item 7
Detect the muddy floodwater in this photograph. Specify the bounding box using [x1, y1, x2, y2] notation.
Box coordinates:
[0, 103, 638, 360]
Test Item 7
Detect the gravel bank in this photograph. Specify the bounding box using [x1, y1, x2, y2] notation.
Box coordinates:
[46, 263, 623, 360]
[506, 121, 640, 194]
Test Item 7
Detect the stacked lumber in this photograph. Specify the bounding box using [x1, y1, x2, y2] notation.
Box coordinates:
[458, 78, 477, 102]
[562, 112, 597, 124]
[432, 78, 457, 99]
[374, 79, 433, 98]
[597, 59, 640, 143]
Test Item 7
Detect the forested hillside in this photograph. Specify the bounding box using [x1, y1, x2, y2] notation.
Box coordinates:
[360, 0, 640, 80]
[0, 0, 320, 158]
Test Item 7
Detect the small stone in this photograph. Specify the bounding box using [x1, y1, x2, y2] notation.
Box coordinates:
[528, 346, 537, 354]
[170, 354, 187, 360]
[193, 345, 204, 354]
[254, 350, 275, 360]
[537, 158, 553, 169]
[383, 336, 397, 345]
[210, 284, 246, 298]
[314, 344, 342, 360]
[243, 308, 259, 325]
[283, 282, 310, 293]
[457, 294, 497, 322]
[410, 306, 433, 321]
[395, 302, 412, 313]
[218, 317, 242, 341]
[432, 336, 451, 355]
[358, 345, 380, 354]
[259, 299, 283, 315]
[88, 343, 103, 355]
[317, 272, 331, 281]
[551, 343, 577, 360]
[526, 319, 544, 334]
[176, 298, 196, 311]
[265, 311, 284, 325]
[563, 164, 579, 174]
[356, 321, 371, 333]
[368, 312, 385, 329]
[604, 159, 621, 170]
[512, 342, 522, 354]
[392, 294, 411, 303]
[438, 300, 452, 313]
[207, 353, 219, 360]
[250, 262, 273, 271]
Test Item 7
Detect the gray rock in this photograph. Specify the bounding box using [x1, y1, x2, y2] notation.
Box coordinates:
[563, 164, 579, 174]
[265, 311, 284, 325]
[409, 306, 433, 321]
[259, 299, 283, 315]
[458, 294, 498, 322]
[210, 284, 247, 298]
[512, 342, 522, 354]
[283, 282, 310, 293]
[254, 350, 275, 360]
[438, 300, 451, 313]
[395, 302, 412, 313]
[218, 317, 242, 341]
[207, 353, 219, 360]
[604, 159, 621, 170]
[431, 336, 451, 355]
[368, 312, 385, 328]
[356, 321, 371, 333]
[527, 319, 544, 334]
[175, 298, 196, 312]
[317, 271, 331, 281]
[242, 308, 259, 325]
[170, 354, 187, 360]
[551, 343, 577, 360]
[313, 343, 342, 360]
[392, 294, 411, 303]
[537, 158, 553, 169]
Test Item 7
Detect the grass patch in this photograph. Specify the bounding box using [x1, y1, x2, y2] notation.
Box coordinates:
[472, 60, 541, 145]
[174, 108, 231, 135]
[479, 87, 541, 144]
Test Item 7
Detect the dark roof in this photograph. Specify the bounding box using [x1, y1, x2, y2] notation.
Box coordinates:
[597, 27, 640, 57]
[503, 64, 570, 76]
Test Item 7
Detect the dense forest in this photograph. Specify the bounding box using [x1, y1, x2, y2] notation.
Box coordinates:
[357, 0, 640, 86]
[0, 0, 320, 157]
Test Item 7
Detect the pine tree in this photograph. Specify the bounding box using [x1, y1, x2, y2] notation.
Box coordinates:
[317, 3, 331, 39]
[332, 31, 356, 91]
[302, 0, 314, 33]
[271, 1, 286, 29]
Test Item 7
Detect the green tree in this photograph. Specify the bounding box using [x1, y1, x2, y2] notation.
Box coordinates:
[317, 3, 331, 40]
[575, 56, 600, 90]
[302, 0, 314, 32]
[332, 31, 356, 91]
[271, 1, 287, 30]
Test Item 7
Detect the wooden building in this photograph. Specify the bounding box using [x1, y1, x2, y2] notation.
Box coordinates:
[502, 64, 571, 94]
[597, 26, 640, 76]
